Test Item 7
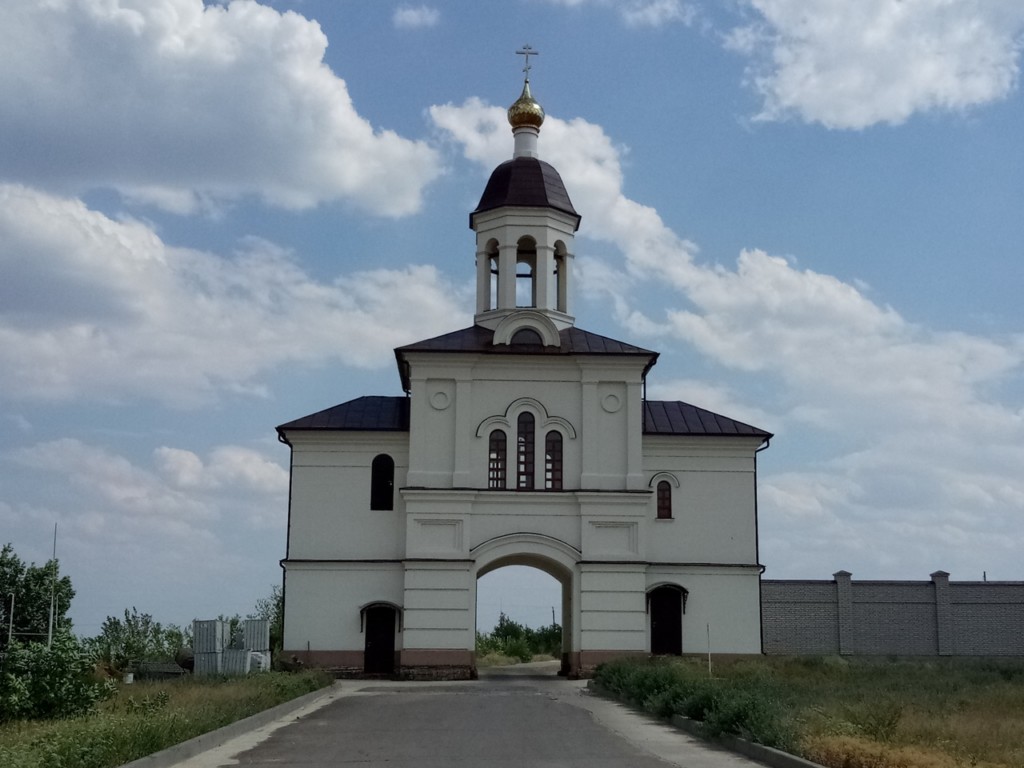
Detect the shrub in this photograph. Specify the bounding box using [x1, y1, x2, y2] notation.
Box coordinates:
[504, 636, 533, 663]
[593, 658, 795, 751]
[0, 630, 115, 721]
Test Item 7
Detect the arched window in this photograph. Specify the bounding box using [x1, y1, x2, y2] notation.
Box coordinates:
[544, 431, 563, 490]
[656, 480, 672, 519]
[370, 454, 395, 510]
[488, 430, 507, 489]
[517, 412, 535, 490]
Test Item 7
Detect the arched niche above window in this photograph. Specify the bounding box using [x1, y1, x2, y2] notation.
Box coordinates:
[475, 398, 577, 440]
[510, 328, 543, 346]
[492, 310, 560, 348]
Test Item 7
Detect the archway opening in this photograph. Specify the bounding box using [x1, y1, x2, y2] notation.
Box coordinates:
[476, 563, 566, 676]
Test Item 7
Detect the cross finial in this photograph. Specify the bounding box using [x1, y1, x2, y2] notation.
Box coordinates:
[516, 45, 539, 80]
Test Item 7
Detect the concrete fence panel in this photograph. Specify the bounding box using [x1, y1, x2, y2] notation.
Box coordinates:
[762, 572, 1024, 657]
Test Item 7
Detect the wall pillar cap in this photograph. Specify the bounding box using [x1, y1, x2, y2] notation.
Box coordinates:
[833, 570, 852, 580]
[930, 570, 951, 581]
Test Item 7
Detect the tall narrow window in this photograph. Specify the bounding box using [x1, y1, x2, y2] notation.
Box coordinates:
[656, 480, 672, 519]
[544, 431, 563, 490]
[517, 412, 535, 490]
[488, 430, 507, 489]
[370, 454, 395, 510]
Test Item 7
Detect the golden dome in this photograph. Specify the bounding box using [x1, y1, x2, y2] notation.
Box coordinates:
[507, 79, 545, 129]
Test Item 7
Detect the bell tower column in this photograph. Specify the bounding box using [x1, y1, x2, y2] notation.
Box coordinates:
[497, 243, 518, 309]
[535, 243, 555, 311]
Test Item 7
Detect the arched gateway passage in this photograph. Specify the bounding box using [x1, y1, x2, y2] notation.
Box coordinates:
[471, 533, 579, 676]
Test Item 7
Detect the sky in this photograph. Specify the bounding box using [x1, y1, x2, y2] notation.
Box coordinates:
[1, 0, 1022, 638]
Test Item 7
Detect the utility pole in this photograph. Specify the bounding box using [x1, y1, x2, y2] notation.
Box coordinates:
[47, 523, 57, 648]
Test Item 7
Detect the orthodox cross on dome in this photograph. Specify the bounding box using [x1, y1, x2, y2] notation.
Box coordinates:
[516, 45, 539, 79]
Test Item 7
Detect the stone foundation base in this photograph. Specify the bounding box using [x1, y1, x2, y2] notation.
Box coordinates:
[286, 647, 688, 680]
[399, 665, 476, 681]
[575, 650, 648, 678]
[399, 649, 475, 679]
[282, 648, 480, 680]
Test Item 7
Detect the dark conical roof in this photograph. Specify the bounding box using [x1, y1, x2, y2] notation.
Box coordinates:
[470, 157, 580, 230]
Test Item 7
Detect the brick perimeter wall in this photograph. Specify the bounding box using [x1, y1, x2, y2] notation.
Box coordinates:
[762, 572, 1024, 657]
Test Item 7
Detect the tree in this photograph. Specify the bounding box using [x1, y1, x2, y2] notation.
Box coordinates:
[249, 585, 283, 655]
[0, 543, 75, 651]
[86, 607, 190, 673]
[476, 613, 562, 662]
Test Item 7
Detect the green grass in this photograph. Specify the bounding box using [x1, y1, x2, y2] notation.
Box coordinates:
[0, 671, 333, 768]
[593, 656, 1024, 768]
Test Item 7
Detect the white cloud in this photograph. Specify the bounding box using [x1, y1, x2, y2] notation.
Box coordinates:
[622, 0, 696, 28]
[12, 439, 216, 526]
[393, 5, 440, 29]
[542, 0, 695, 26]
[0, 184, 469, 406]
[431, 101, 1024, 579]
[4, 437, 288, 631]
[155, 445, 288, 494]
[727, 0, 1024, 128]
[0, 0, 441, 215]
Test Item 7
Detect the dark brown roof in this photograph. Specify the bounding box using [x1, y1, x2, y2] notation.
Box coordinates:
[470, 157, 580, 229]
[397, 324, 655, 356]
[395, 325, 657, 391]
[277, 396, 409, 433]
[277, 396, 770, 441]
[643, 400, 771, 438]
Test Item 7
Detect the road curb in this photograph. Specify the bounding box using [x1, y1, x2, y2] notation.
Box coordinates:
[119, 681, 342, 768]
[588, 681, 826, 768]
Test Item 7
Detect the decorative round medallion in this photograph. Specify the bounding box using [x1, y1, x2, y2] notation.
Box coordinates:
[429, 391, 450, 410]
[601, 394, 622, 413]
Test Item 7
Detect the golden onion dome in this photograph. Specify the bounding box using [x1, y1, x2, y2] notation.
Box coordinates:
[507, 79, 545, 129]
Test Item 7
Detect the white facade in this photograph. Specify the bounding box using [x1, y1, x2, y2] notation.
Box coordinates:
[278, 80, 770, 678]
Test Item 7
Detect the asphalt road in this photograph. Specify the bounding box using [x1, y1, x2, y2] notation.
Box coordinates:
[174, 662, 762, 768]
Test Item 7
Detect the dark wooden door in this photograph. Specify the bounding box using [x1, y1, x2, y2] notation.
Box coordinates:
[649, 587, 682, 655]
[364, 606, 396, 674]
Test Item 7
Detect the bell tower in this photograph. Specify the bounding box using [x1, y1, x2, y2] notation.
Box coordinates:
[470, 49, 581, 342]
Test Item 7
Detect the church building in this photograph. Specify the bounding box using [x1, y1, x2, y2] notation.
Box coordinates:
[277, 69, 772, 678]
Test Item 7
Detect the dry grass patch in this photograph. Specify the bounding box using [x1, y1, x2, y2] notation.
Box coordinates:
[594, 657, 1024, 768]
[803, 735, 1000, 768]
[0, 671, 332, 768]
